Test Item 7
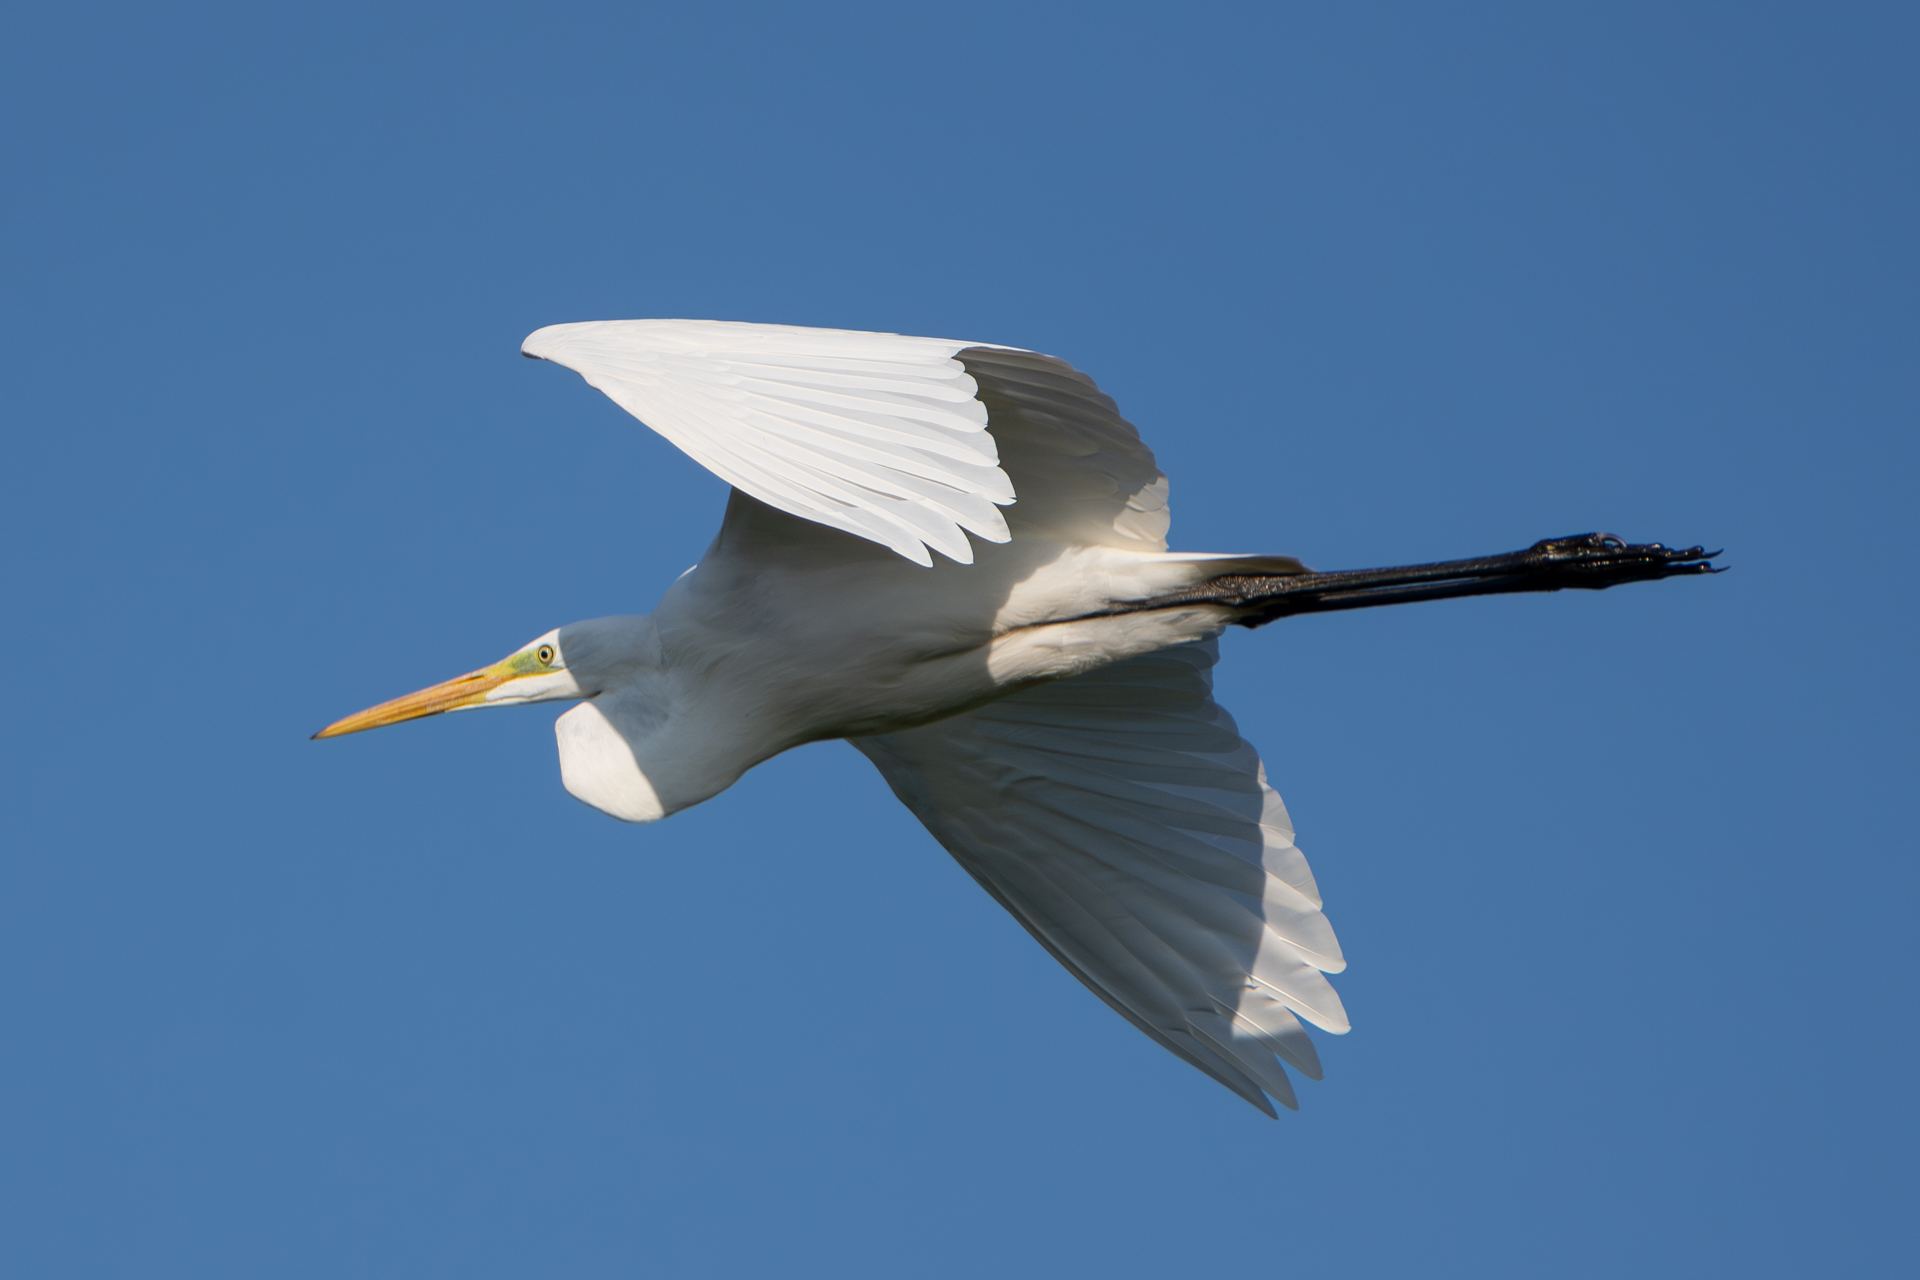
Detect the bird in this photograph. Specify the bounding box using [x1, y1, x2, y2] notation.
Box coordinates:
[315, 319, 1716, 1116]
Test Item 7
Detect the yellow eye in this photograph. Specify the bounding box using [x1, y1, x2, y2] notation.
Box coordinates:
[536, 645, 556, 665]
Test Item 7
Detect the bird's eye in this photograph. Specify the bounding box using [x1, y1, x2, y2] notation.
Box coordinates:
[536, 645, 556, 665]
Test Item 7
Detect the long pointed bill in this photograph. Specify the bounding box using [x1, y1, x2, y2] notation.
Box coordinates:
[313, 663, 515, 739]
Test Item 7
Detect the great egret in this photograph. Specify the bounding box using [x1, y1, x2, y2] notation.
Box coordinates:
[316, 321, 1715, 1115]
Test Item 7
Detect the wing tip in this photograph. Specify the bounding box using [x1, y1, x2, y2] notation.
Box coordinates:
[520, 326, 556, 359]
[521, 322, 586, 362]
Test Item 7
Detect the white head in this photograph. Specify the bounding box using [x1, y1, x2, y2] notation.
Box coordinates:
[314, 615, 681, 822]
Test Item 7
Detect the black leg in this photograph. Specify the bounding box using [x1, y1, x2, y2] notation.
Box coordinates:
[1114, 533, 1722, 629]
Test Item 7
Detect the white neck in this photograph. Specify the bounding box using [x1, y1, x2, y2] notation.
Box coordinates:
[549, 613, 772, 823]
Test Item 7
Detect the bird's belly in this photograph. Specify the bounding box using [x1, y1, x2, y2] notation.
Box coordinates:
[770, 603, 1238, 742]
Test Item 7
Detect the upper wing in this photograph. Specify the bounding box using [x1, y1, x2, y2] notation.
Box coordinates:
[522, 320, 1169, 565]
[852, 640, 1346, 1116]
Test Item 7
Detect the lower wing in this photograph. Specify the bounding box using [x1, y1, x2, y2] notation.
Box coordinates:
[852, 640, 1347, 1115]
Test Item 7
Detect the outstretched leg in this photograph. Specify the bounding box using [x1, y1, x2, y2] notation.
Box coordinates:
[1121, 533, 1721, 628]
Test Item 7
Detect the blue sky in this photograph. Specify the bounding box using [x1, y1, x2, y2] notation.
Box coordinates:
[2, 2, 1914, 1276]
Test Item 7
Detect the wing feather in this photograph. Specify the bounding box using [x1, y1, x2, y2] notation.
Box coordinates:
[523, 319, 1016, 565]
[523, 320, 1173, 564]
[853, 640, 1346, 1114]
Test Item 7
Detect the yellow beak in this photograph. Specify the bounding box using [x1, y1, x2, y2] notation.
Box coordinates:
[312, 662, 514, 739]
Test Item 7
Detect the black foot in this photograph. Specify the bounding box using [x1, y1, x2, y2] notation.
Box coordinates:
[1519, 533, 1722, 587]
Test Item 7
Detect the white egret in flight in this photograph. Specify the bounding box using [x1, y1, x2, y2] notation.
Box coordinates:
[317, 321, 1715, 1115]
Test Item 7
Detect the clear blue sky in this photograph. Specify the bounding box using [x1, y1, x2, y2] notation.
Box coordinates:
[2, 3, 1914, 1276]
